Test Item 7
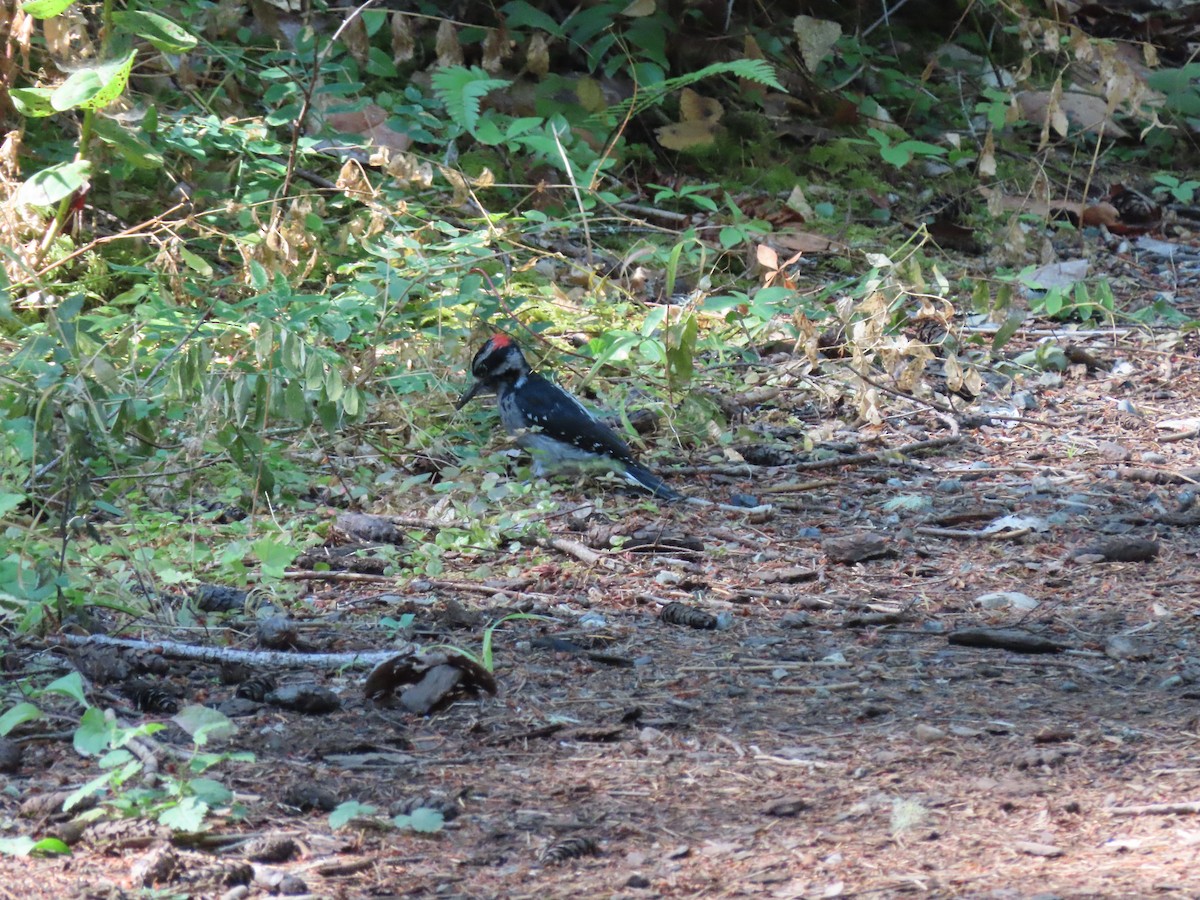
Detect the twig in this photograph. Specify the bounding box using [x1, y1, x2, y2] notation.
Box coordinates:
[1109, 801, 1200, 817]
[915, 525, 1033, 541]
[795, 435, 963, 471]
[284, 570, 397, 583]
[538, 534, 621, 570]
[59, 633, 405, 669]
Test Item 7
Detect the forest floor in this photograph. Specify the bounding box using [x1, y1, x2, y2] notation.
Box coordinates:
[5, 306, 1200, 899]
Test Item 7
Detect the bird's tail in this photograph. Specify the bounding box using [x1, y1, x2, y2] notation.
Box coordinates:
[623, 462, 683, 501]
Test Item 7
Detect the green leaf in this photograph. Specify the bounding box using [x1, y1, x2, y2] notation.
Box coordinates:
[73, 706, 114, 756]
[0, 837, 38, 857]
[666, 312, 698, 390]
[188, 777, 233, 805]
[91, 116, 163, 169]
[20, 0, 74, 18]
[172, 704, 237, 746]
[501, 0, 565, 36]
[252, 537, 299, 579]
[430, 66, 511, 136]
[111, 11, 197, 53]
[0, 492, 24, 517]
[30, 837, 71, 856]
[0, 701, 41, 736]
[41, 672, 87, 706]
[396, 807, 445, 833]
[16, 160, 91, 208]
[330, 800, 376, 830]
[159, 795, 208, 831]
[52, 50, 137, 112]
[9, 87, 56, 117]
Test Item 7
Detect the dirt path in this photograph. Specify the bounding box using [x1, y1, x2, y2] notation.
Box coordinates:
[5, 331, 1200, 899]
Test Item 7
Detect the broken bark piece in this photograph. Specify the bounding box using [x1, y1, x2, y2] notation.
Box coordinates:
[265, 684, 341, 714]
[364, 650, 497, 708]
[822, 532, 893, 563]
[660, 602, 717, 630]
[334, 513, 404, 545]
[762, 566, 818, 584]
[1073, 537, 1159, 563]
[401, 665, 463, 715]
[947, 628, 1063, 654]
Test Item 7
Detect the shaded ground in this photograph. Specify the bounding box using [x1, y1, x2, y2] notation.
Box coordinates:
[5, 328, 1200, 899]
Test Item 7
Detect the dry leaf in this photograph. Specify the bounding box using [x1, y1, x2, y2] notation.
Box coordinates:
[336, 160, 374, 200]
[785, 185, 813, 219]
[655, 120, 719, 151]
[756, 244, 779, 271]
[1016, 89, 1128, 140]
[44, 8, 94, 61]
[481, 25, 510, 74]
[436, 20, 463, 68]
[621, 0, 656, 16]
[341, 14, 369, 65]
[472, 168, 495, 188]
[323, 105, 413, 154]
[439, 166, 470, 205]
[679, 87, 723, 124]
[391, 12, 414, 64]
[526, 33, 550, 77]
[793, 15, 841, 72]
[773, 231, 845, 254]
[978, 129, 996, 178]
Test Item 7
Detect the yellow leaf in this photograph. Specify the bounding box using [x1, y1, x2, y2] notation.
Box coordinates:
[576, 75, 605, 112]
[679, 87, 723, 124]
[655, 120, 718, 151]
[526, 33, 550, 77]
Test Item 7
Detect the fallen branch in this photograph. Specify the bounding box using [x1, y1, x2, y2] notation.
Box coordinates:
[1108, 801, 1200, 816]
[795, 435, 963, 471]
[915, 525, 1033, 541]
[59, 634, 405, 670]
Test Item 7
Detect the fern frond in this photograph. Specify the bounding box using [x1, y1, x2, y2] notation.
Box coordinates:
[589, 59, 784, 126]
[430, 66, 511, 136]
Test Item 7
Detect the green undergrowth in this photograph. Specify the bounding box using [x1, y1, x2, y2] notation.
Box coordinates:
[2, 0, 1199, 848]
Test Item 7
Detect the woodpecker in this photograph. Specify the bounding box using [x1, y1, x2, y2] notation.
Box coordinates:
[456, 334, 681, 500]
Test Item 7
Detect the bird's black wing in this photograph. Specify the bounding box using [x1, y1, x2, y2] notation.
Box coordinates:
[513, 374, 638, 463]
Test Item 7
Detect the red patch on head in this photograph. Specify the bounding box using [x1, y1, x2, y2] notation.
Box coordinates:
[489, 333, 513, 349]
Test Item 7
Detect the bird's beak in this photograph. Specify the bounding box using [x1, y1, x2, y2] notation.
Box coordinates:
[455, 380, 482, 410]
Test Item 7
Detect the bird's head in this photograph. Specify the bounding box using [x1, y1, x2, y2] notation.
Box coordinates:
[455, 333, 529, 409]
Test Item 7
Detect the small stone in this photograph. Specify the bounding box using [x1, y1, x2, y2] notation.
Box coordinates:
[728, 493, 759, 508]
[914, 724, 946, 743]
[1013, 840, 1064, 858]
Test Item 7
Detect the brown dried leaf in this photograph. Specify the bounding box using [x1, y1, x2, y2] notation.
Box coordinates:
[439, 165, 470, 205]
[435, 20, 463, 68]
[341, 14, 369, 65]
[978, 128, 996, 178]
[773, 230, 845, 254]
[391, 12, 414, 64]
[44, 8, 94, 61]
[481, 25, 510, 74]
[1016, 88, 1128, 139]
[336, 160, 374, 200]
